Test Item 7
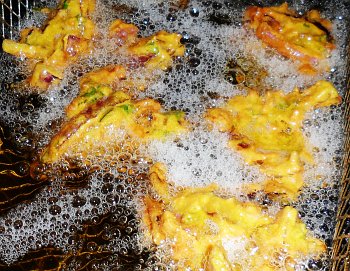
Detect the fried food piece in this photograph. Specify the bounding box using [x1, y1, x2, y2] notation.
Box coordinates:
[143, 163, 326, 271]
[108, 19, 185, 72]
[206, 80, 341, 199]
[128, 30, 185, 71]
[245, 3, 335, 74]
[2, 0, 95, 90]
[108, 19, 139, 46]
[41, 93, 188, 163]
[57, 27, 185, 161]
[66, 65, 127, 119]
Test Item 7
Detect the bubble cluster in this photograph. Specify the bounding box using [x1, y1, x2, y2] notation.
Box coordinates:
[146, 129, 264, 193]
[0, 151, 150, 266]
[0, 0, 349, 270]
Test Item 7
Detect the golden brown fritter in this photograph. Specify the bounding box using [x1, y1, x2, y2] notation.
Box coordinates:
[245, 3, 335, 74]
[108, 19, 139, 46]
[206, 80, 341, 199]
[66, 65, 127, 119]
[128, 30, 185, 71]
[143, 163, 326, 271]
[41, 93, 188, 163]
[40, 24, 186, 163]
[2, 0, 96, 89]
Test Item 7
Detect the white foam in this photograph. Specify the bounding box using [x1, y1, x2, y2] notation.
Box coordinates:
[147, 129, 264, 193]
[303, 109, 343, 187]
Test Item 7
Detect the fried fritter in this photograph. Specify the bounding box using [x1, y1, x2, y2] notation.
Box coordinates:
[108, 19, 185, 72]
[206, 80, 341, 199]
[128, 30, 185, 71]
[108, 19, 139, 46]
[41, 93, 188, 163]
[143, 163, 326, 271]
[2, 0, 96, 89]
[245, 3, 335, 74]
[66, 65, 127, 119]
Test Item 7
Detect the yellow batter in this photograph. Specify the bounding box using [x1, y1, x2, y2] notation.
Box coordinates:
[143, 163, 326, 271]
[2, 0, 96, 89]
[206, 81, 341, 199]
[245, 3, 335, 74]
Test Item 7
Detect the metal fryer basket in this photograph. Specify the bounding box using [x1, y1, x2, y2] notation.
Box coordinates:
[0, 0, 349, 270]
[0, 0, 31, 40]
[331, 41, 350, 270]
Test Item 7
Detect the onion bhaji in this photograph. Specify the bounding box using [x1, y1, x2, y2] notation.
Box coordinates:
[143, 163, 326, 271]
[206, 80, 341, 199]
[108, 19, 185, 71]
[245, 3, 335, 74]
[108, 19, 139, 46]
[2, 1, 184, 91]
[127, 30, 185, 71]
[66, 65, 127, 119]
[32, 16, 186, 163]
[2, 0, 96, 89]
[41, 92, 188, 163]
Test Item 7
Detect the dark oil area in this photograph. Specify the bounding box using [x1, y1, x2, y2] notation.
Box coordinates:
[0, 70, 156, 269]
[0, 89, 49, 214]
[0, 210, 153, 271]
[0, 114, 156, 270]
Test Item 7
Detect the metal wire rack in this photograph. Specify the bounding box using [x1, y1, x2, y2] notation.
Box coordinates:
[331, 42, 350, 270]
[0, 0, 349, 270]
[0, 0, 32, 40]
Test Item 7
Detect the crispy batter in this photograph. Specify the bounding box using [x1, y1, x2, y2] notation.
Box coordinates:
[108, 19, 185, 72]
[143, 163, 326, 271]
[128, 30, 185, 71]
[41, 93, 188, 163]
[206, 80, 341, 199]
[245, 3, 335, 74]
[2, 0, 96, 90]
[108, 19, 139, 46]
[2, 8, 185, 91]
[66, 65, 127, 119]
